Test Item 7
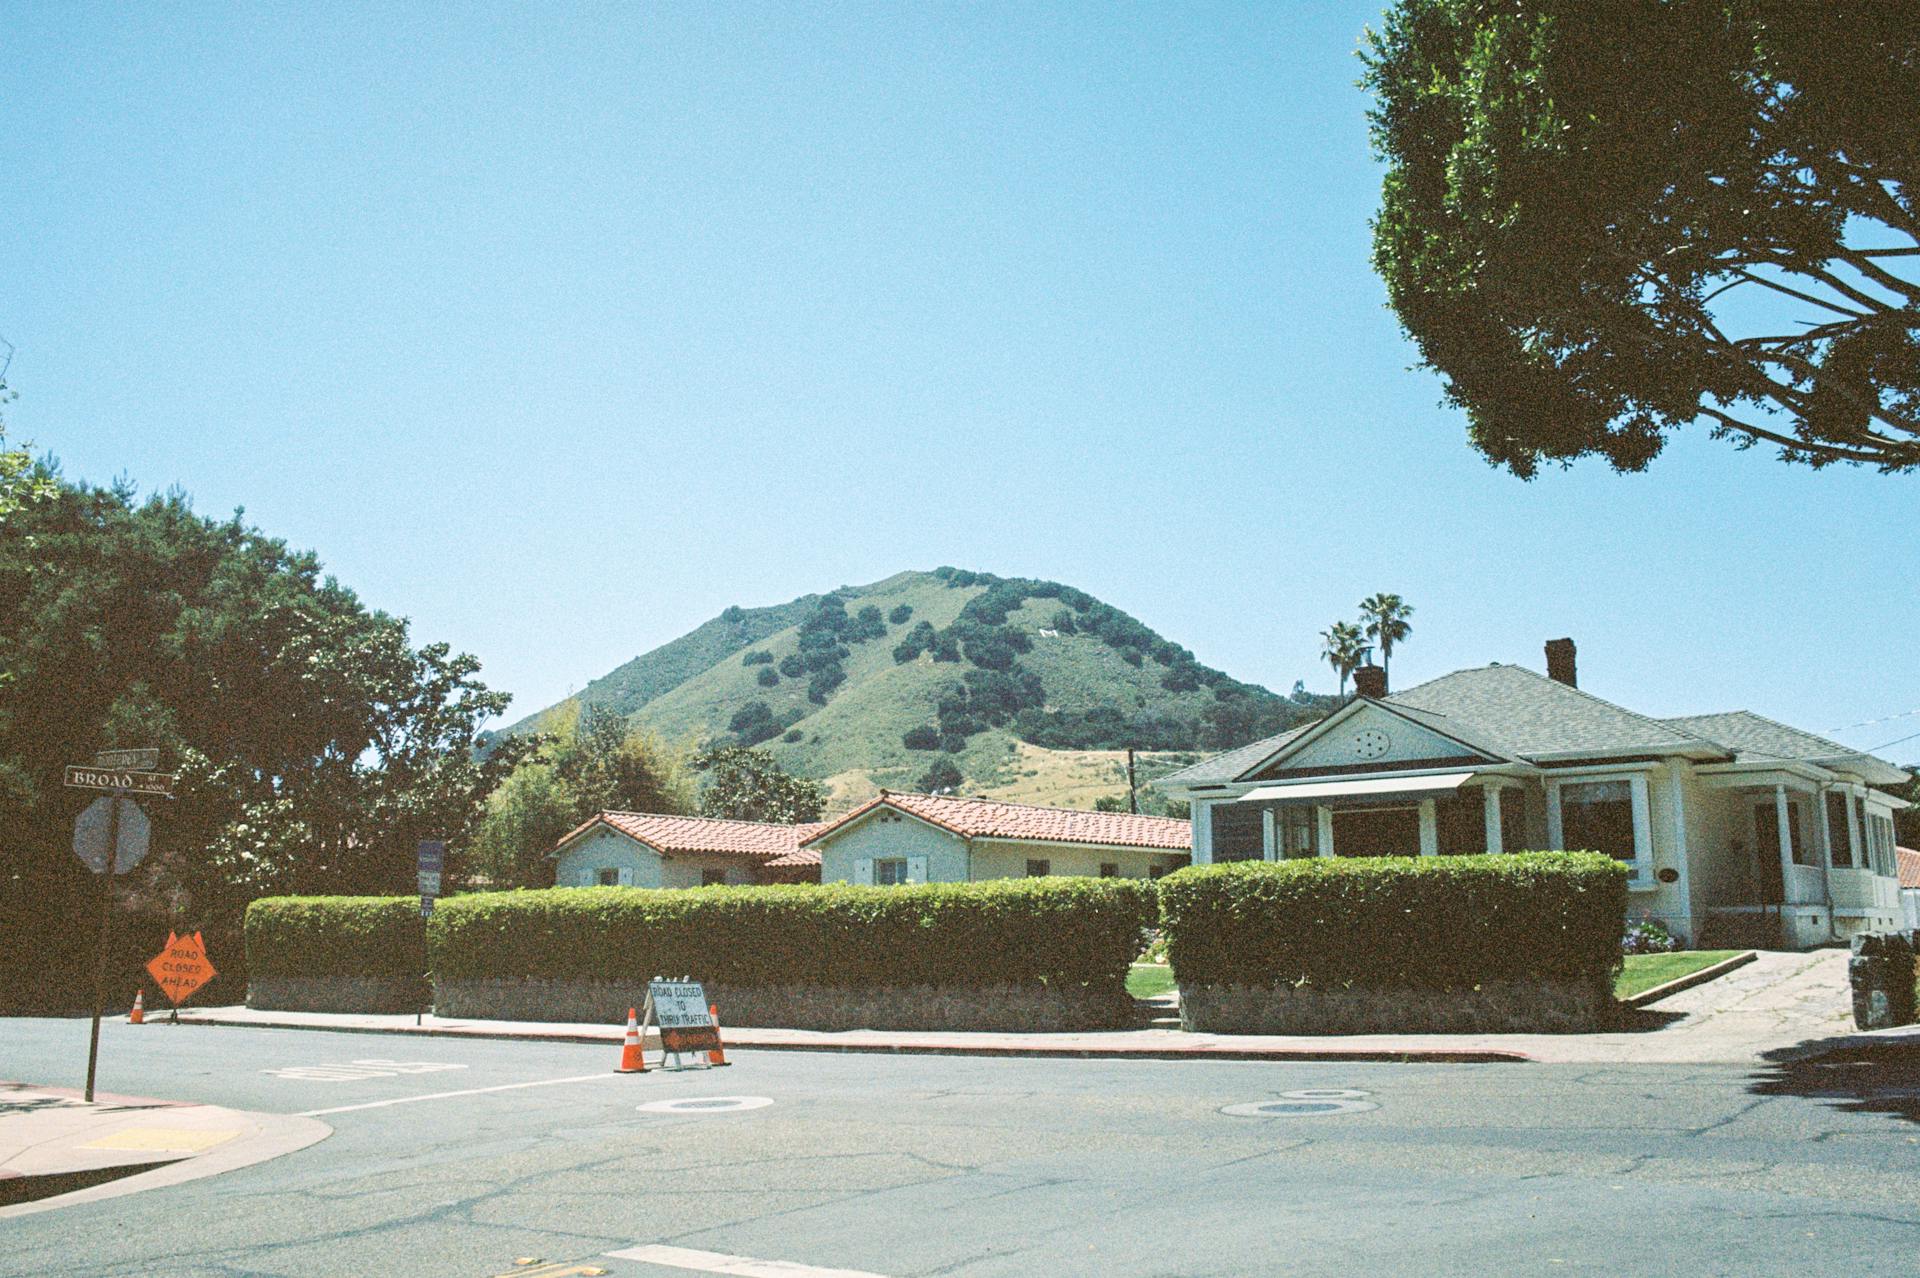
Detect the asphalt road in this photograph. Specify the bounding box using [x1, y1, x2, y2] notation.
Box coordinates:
[3, 1017, 1918, 1277]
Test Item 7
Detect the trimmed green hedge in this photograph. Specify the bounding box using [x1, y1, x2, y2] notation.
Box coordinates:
[245, 896, 426, 981]
[429, 878, 1158, 991]
[1159, 853, 1627, 993]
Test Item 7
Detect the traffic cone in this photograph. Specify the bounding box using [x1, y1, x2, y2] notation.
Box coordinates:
[128, 991, 145, 1024]
[616, 1007, 647, 1073]
[707, 1003, 729, 1067]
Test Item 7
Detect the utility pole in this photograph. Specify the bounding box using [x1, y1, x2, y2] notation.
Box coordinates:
[1126, 747, 1138, 815]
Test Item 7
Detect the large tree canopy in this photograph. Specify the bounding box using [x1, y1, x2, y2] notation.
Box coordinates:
[0, 472, 529, 1006]
[1364, 0, 1920, 474]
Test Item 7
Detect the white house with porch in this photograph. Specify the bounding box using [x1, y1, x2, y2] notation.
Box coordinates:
[1159, 640, 1910, 950]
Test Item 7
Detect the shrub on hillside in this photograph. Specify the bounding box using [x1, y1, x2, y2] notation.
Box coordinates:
[756, 667, 780, 687]
[919, 759, 964, 791]
[889, 604, 913, 625]
[429, 878, 1157, 992]
[902, 725, 941, 751]
[778, 654, 807, 679]
[245, 896, 426, 981]
[741, 650, 774, 666]
[1158, 853, 1625, 994]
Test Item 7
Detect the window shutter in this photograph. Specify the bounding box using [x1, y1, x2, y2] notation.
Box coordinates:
[906, 856, 928, 884]
[855, 857, 873, 886]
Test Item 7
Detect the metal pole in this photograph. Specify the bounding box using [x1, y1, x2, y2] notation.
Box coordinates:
[84, 793, 123, 1103]
[1126, 748, 1138, 815]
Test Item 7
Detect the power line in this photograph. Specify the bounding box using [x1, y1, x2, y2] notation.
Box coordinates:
[1862, 728, 1920, 756]
[1826, 707, 1920, 735]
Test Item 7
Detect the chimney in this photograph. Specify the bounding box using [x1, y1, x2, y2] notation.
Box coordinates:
[1353, 664, 1387, 699]
[1545, 638, 1577, 688]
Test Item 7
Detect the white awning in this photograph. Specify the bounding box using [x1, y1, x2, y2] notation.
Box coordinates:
[1239, 773, 1475, 803]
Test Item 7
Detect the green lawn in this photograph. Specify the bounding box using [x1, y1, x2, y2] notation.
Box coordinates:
[1127, 963, 1177, 999]
[1615, 950, 1745, 1000]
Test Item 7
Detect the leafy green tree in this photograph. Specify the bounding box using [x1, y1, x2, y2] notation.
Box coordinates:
[1358, 594, 1414, 684]
[694, 746, 825, 823]
[1364, 1, 1920, 474]
[1320, 621, 1367, 699]
[917, 759, 964, 793]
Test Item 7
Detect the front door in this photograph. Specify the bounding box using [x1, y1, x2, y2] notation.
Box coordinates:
[1751, 802, 1789, 904]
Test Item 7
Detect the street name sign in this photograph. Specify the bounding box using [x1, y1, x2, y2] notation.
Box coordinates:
[417, 840, 445, 918]
[73, 795, 151, 874]
[146, 931, 217, 1006]
[64, 765, 177, 797]
[93, 748, 160, 771]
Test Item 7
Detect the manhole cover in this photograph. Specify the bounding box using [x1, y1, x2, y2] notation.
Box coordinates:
[637, 1095, 773, 1115]
[1221, 1088, 1378, 1118]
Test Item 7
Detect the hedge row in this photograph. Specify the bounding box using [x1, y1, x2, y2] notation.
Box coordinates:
[431, 878, 1157, 990]
[1158, 853, 1627, 993]
[245, 895, 426, 981]
[243, 853, 1626, 1001]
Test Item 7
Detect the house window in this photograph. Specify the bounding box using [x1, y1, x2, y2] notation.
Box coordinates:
[597, 868, 620, 887]
[1210, 802, 1263, 862]
[701, 869, 730, 887]
[1501, 789, 1527, 852]
[1026, 859, 1051, 877]
[1330, 806, 1420, 857]
[1868, 814, 1896, 876]
[1561, 780, 1643, 868]
[1278, 805, 1318, 857]
[1148, 864, 1167, 879]
[1098, 863, 1119, 878]
[1825, 792, 1855, 868]
[874, 858, 909, 886]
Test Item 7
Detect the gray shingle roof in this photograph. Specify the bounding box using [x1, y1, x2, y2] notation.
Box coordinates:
[1663, 711, 1911, 784]
[1387, 664, 1719, 757]
[1158, 721, 1320, 786]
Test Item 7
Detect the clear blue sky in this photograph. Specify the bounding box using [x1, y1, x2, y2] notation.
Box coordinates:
[9, 3, 1917, 761]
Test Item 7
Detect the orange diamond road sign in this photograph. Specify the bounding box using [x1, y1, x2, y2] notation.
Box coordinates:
[146, 931, 217, 1007]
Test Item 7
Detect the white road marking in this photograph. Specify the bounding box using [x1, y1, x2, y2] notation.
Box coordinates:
[266, 1059, 468, 1082]
[297, 1071, 616, 1116]
[604, 1244, 890, 1277]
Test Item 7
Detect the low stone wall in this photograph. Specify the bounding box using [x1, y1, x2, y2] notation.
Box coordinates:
[1178, 980, 1610, 1035]
[1849, 931, 1919, 1030]
[432, 978, 1135, 1032]
[248, 976, 427, 1015]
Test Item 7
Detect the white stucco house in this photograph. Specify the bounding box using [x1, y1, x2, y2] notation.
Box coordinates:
[804, 791, 1191, 886]
[551, 812, 826, 888]
[1159, 640, 1910, 950]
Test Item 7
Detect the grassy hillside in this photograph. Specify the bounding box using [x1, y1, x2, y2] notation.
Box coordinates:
[508, 568, 1330, 799]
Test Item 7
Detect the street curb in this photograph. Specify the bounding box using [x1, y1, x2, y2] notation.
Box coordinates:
[168, 1013, 1533, 1064]
[1622, 950, 1759, 1009]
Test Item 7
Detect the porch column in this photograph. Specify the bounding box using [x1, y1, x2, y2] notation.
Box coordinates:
[1316, 805, 1334, 858]
[1261, 807, 1277, 862]
[1545, 781, 1563, 848]
[1483, 784, 1504, 855]
[1418, 799, 1438, 855]
[1844, 791, 1863, 870]
[1191, 800, 1212, 865]
[1815, 788, 1835, 869]
[1774, 785, 1796, 897]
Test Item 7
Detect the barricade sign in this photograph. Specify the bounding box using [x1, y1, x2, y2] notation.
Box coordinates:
[640, 978, 721, 1066]
[146, 931, 217, 1007]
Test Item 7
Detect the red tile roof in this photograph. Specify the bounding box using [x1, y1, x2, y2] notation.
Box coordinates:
[554, 812, 827, 865]
[1898, 847, 1920, 891]
[802, 791, 1191, 852]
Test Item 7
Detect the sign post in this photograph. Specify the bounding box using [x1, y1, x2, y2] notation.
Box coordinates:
[416, 840, 445, 1026]
[66, 751, 175, 1103]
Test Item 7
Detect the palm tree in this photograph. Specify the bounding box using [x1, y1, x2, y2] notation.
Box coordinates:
[1359, 593, 1414, 684]
[1320, 620, 1367, 699]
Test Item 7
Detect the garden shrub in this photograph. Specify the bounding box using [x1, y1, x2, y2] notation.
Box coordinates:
[1621, 918, 1679, 955]
[429, 877, 1158, 992]
[1159, 853, 1626, 993]
[245, 896, 426, 981]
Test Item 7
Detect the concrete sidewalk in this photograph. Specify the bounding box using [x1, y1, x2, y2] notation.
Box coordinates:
[169, 950, 1894, 1066]
[0, 1082, 329, 1218]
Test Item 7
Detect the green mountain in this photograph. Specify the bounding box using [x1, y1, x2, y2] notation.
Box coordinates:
[504, 569, 1328, 803]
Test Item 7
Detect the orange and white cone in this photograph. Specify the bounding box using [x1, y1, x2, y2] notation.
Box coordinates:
[128, 991, 145, 1024]
[616, 1007, 647, 1073]
[707, 1003, 729, 1067]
